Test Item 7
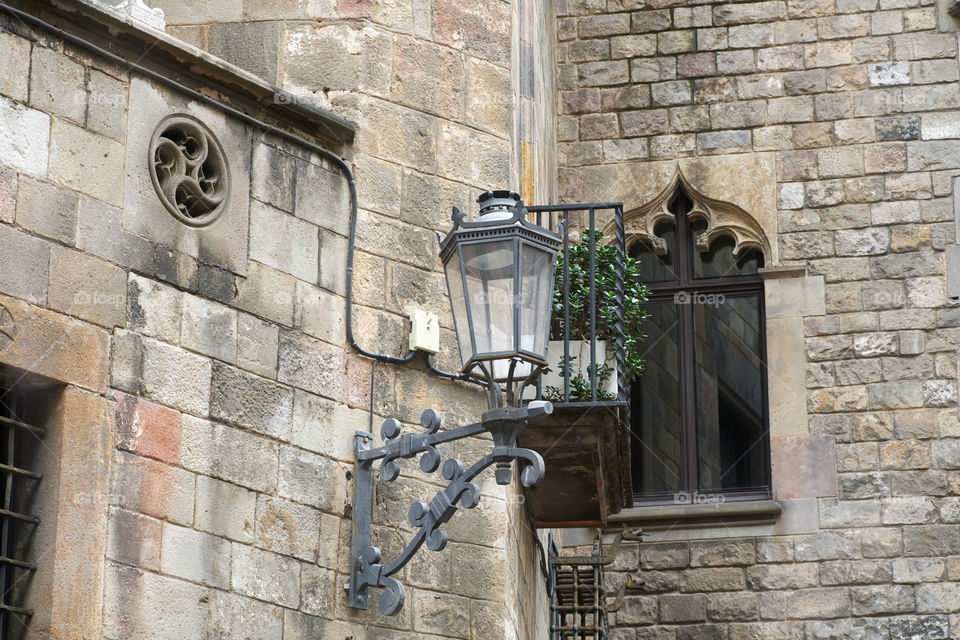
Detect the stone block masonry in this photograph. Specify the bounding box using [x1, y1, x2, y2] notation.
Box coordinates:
[558, 0, 960, 637]
[0, 1, 530, 638]
[558, 0, 960, 168]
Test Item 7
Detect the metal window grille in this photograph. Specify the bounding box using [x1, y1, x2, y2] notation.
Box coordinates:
[0, 388, 44, 640]
[551, 561, 608, 639]
[549, 528, 643, 640]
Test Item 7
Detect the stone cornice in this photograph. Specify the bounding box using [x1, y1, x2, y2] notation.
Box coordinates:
[608, 499, 783, 530]
[2, 0, 356, 148]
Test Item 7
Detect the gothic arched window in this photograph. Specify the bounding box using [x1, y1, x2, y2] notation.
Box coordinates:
[629, 182, 771, 503]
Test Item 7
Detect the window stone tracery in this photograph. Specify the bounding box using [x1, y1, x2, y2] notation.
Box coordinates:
[614, 169, 772, 261]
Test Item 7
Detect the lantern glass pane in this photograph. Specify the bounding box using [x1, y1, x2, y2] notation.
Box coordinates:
[519, 244, 554, 360]
[462, 239, 516, 357]
[444, 252, 473, 367]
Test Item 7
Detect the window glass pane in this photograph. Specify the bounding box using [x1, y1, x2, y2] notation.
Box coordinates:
[485, 243, 551, 382]
[694, 294, 768, 492]
[630, 221, 678, 283]
[462, 240, 515, 357]
[519, 244, 554, 358]
[632, 301, 683, 495]
[736, 250, 762, 276]
[445, 254, 472, 369]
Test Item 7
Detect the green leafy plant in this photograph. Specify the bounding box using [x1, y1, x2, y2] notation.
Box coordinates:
[545, 230, 649, 402]
[544, 356, 617, 402]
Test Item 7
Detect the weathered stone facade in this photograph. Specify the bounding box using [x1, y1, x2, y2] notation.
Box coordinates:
[4, 0, 960, 637]
[556, 0, 960, 637]
[0, 0, 556, 638]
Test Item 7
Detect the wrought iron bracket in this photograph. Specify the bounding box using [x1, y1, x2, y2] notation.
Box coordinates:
[347, 402, 551, 615]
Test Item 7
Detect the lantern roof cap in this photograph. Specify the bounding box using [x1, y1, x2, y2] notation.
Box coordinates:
[477, 190, 523, 220]
[438, 190, 563, 263]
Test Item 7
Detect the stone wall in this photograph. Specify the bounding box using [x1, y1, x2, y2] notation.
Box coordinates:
[158, 0, 563, 636]
[555, 0, 960, 637]
[602, 533, 960, 639]
[0, 1, 553, 638]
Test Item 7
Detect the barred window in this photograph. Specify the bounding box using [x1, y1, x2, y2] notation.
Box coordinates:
[0, 381, 46, 639]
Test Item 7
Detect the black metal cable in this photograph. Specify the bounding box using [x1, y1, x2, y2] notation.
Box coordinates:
[343, 176, 416, 365]
[523, 486, 552, 590]
[368, 359, 377, 434]
[425, 355, 487, 387]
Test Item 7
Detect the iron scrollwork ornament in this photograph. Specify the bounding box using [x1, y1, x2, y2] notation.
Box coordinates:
[347, 404, 550, 616]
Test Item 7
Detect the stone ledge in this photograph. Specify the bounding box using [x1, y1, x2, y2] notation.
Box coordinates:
[2, 0, 356, 147]
[79, 0, 164, 31]
[608, 499, 783, 530]
[758, 265, 807, 280]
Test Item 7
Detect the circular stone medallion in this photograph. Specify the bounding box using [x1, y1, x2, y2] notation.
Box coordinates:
[148, 114, 230, 227]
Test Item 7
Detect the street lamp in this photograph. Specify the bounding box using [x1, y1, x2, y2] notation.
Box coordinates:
[347, 190, 563, 616]
[440, 190, 563, 407]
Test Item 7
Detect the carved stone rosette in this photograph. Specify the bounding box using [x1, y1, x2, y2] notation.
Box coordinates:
[148, 115, 230, 227]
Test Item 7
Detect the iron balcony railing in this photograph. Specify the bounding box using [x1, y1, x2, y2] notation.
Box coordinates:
[528, 203, 627, 406]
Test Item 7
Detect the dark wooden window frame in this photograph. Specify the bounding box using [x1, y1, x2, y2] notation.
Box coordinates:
[631, 199, 772, 506]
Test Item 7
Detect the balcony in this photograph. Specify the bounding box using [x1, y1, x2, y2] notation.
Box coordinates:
[520, 202, 634, 528]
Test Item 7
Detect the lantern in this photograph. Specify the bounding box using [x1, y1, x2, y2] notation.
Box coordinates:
[440, 191, 562, 385]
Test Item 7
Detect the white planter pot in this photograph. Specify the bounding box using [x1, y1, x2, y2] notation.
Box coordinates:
[539, 339, 618, 399]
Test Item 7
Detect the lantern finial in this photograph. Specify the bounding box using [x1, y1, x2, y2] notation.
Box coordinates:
[477, 190, 523, 219]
